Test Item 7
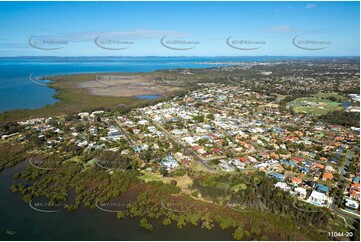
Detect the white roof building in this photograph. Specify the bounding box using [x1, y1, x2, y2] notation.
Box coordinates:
[275, 182, 291, 192]
[308, 190, 327, 206]
[182, 136, 196, 146]
[294, 187, 307, 198]
[344, 198, 359, 209]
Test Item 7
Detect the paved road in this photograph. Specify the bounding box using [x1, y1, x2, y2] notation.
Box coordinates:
[330, 146, 359, 220]
[143, 114, 216, 173]
[112, 117, 135, 147]
[338, 147, 357, 185]
[249, 133, 359, 221]
[226, 73, 243, 86]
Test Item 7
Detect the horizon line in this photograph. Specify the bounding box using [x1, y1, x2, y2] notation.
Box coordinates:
[0, 55, 360, 58]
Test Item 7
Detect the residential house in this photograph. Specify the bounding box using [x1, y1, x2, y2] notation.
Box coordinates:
[160, 156, 179, 169]
[272, 173, 285, 182]
[316, 184, 329, 194]
[313, 163, 325, 170]
[312, 170, 322, 181]
[322, 173, 334, 181]
[343, 198, 359, 210]
[299, 167, 309, 175]
[308, 190, 328, 206]
[289, 177, 302, 186]
[275, 182, 291, 192]
[350, 183, 360, 201]
[325, 165, 336, 173]
[303, 180, 316, 189]
[294, 187, 307, 199]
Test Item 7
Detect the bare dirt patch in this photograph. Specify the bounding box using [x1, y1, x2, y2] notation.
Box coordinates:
[77, 73, 181, 97]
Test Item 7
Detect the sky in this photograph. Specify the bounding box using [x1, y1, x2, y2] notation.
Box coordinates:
[0, 1, 359, 57]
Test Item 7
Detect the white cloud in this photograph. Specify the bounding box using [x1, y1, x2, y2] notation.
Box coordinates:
[267, 25, 335, 35]
[30, 30, 190, 42]
[208, 37, 225, 41]
[0, 43, 30, 49]
[305, 4, 316, 9]
[267, 25, 294, 33]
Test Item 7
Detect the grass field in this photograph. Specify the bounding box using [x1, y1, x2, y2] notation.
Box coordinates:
[139, 172, 163, 182]
[139, 171, 194, 193]
[0, 74, 143, 122]
[241, 167, 258, 174]
[312, 92, 348, 102]
[288, 96, 343, 115]
[230, 183, 247, 192]
[190, 160, 214, 173]
[273, 93, 288, 100]
[0, 72, 183, 122]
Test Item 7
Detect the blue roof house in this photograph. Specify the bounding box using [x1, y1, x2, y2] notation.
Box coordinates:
[299, 167, 309, 174]
[272, 173, 285, 181]
[316, 184, 329, 194]
[160, 156, 179, 169]
[133, 146, 143, 153]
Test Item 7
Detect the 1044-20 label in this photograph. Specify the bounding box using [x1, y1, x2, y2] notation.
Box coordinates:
[328, 232, 353, 237]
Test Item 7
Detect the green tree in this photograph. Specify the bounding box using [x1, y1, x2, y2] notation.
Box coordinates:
[22, 194, 32, 204]
[163, 217, 172, 226]
[351, 219, 360, 241]
[206, 113, 215, 120]
[232, 227, 244, 240]
[176, 215, 187, 229]
[10, 185, 18, 193]
[251, 226, 261, 235]
[261, 235, 269, 241]
[117, 211, 126, 219]
[193, 115, 204, 123]
[140, 218, 153, 231]
[219, 216, 235, 230]
[160, 167, 169, 177]
[191, 191, 198, 198]
[170, 180, 177, 186]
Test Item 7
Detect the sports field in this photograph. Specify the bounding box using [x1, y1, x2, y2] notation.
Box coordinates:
[288, 97, 343, 115]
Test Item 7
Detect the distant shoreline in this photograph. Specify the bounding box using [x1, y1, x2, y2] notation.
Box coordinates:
[0, 55, 360, 59]
[0, 69, 193, 122]
[0, 56, 359, 122]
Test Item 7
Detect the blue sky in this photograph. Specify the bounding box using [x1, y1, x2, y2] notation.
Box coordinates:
[0, 1, 359, 56]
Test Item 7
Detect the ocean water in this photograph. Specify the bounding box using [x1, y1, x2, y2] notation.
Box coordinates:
[0, 56, 292, 113]
[0, 160, 234, 240]
[0, 56, 320, 240]
[136, 94, 161, 100]
[0, 57, 279, 240]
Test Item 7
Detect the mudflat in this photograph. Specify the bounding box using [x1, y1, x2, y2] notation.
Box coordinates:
[77, 73, 181, 97]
